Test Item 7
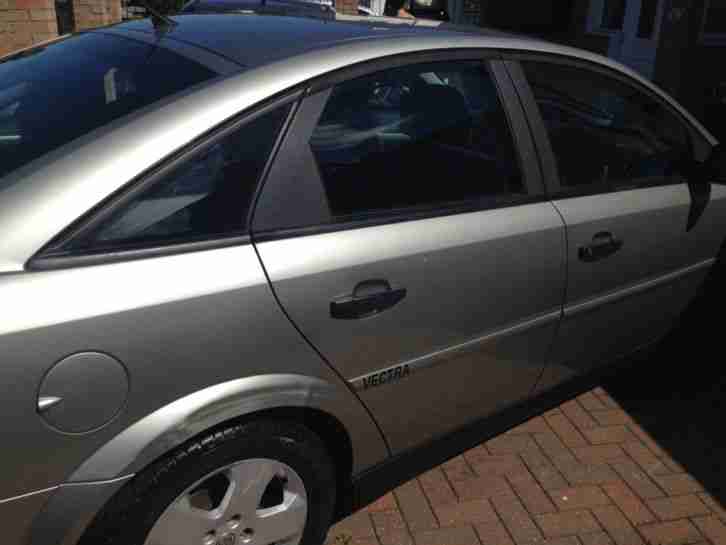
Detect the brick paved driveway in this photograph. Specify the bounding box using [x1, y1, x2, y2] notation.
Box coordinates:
[327, 382, 726, 545]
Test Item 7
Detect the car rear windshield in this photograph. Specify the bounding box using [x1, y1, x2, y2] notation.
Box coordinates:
[0, 32, 218, 180]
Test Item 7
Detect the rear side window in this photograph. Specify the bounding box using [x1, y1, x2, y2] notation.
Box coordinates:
[0, 33, 218, 180]
[309, 60, 524, 219]
[60, 105, 290, 254]
[520, 61, 692, 191]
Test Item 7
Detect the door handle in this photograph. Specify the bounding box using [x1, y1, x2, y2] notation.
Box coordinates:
[578, 231, 624, 262]
[330, 279, 407, 320]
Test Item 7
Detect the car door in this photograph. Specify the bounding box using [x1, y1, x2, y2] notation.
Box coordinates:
[252, 54, 566, 453]
[506, 58, 726, 391]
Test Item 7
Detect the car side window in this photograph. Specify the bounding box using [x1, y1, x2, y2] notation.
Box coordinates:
[63, 104, 290, 253]
[520, 61, 692, 191]
[309, 60, 525, 219]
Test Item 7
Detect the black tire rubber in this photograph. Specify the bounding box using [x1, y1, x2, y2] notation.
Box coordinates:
[78, 419, 337, 545]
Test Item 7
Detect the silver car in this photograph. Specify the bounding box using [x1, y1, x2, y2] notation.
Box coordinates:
[1, 12, 725, 545]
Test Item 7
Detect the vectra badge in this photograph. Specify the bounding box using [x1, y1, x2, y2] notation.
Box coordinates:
[360, 364, 411, 390]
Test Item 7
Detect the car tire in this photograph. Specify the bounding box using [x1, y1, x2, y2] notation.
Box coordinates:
[78, 419, 337, 545]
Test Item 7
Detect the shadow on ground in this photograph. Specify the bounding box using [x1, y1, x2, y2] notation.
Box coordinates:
[603, 303, 726, 507]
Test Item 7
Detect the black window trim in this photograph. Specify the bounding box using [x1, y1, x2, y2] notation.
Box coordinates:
[28, 89, 303, 272]
[251, 49, 546, 242]
[502, 51, 702, 200]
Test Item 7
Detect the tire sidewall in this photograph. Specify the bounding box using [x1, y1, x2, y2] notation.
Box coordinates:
[80, 422, 336, 545]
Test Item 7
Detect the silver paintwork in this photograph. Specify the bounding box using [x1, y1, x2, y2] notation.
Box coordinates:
[0, 14, 723, 545]
[563, 258, 716, 318]
[256, 202, 566, 452]
[144, 459, 307, 545]
[349, 308, 562, 391]
[69, 374, 379, 482]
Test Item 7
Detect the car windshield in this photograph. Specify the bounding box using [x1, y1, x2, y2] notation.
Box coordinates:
[0, 32, 219, 180]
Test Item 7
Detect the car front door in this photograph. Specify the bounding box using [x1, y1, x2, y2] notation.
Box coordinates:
[252, 55, 566, 453]
[508, 58, 726, 391]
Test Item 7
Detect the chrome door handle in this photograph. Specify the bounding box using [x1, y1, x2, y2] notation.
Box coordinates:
[331, 279, 407, 320]
[578, 231, 623, 262]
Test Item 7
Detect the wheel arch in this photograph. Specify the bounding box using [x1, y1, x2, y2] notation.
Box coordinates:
[30, 374, 387, 545]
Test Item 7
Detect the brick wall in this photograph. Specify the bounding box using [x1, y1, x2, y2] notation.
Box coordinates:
[0, 0, 59, 57]
[336, 0, 358, 15]
[72, 0, 120, 30]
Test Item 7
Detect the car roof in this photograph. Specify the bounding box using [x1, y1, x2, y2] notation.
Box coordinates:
[109, 13, 521, 69]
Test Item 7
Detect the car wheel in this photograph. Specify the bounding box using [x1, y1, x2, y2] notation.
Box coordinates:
[79, 420, 337, 545]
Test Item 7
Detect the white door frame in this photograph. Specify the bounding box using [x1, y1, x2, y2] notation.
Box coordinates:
[587, 0, 666, 79]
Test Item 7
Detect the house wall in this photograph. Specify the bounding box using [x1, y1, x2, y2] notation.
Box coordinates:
[0, 0, 58, 57]
[336, 0, 358, 14]
[1, 0, 120, 56]
[71, 0, 120, 30]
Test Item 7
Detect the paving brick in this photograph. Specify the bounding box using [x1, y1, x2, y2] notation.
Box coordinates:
[492, 496, 545, 545]
[582, 427, 637, 446]
[578, 392, 608, 412]
[591, 506, 644, 545]
[621, 443, 672, 477]
[328, 536, 379, 545]
[414, 526, 480, 545]
[395, 480, 438, 532]
[379, 531, 414, 545]
[372, 511, 408, 536]
[691, 516, 726, 545]
[645, 495, 710, 521]
[639, 520, 702, 545]
[601, 482, 655, 526]
[697, 493, 726, 523]
[627, 427, 668, 459]
[475, 520, 516, 545]
[420, 469, 457, 507]
[452, 475, 517, 503]
[579, 532, 615, 545]
[592, 388, 620, 409]
[508, 417, 551, 435]
[487, 435, 539, 455]
[561, 399, 599, 430]
[464, 445, 493, 467]
[534, 432, 577, 465]
[588, 411, 632, 427]
[556, 460, 620, 486]
[572, 445, 626, 464]
[507, 470, 557, 515]
[434, 498, 498, 527]
[443, 457, 477, 483]
[545, 414, 588, 448]
[470, 455, 527, 479]
[610, 460, 664, 500]
[541, 538, 580, 545]
[368, 494, 398, 513]
[535, 510, 601, 538]
[651, 474, 703, 496]
[548, 486, 611, 511]
[520, 451, 569, 491]
[328, 511, 377, 544]
[662, 459, 686, 474]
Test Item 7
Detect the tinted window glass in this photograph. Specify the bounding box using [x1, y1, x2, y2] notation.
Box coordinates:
[310, 61, 524, 218]
[63, 105, 289, 253]
[521, 61, 691, 190]
[704, 2, 726, 33]
[0, 33, 218, 180]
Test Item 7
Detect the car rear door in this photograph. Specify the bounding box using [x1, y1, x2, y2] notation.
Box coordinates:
[505, 58, 726, 392]
[252, 53, 566, 453]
